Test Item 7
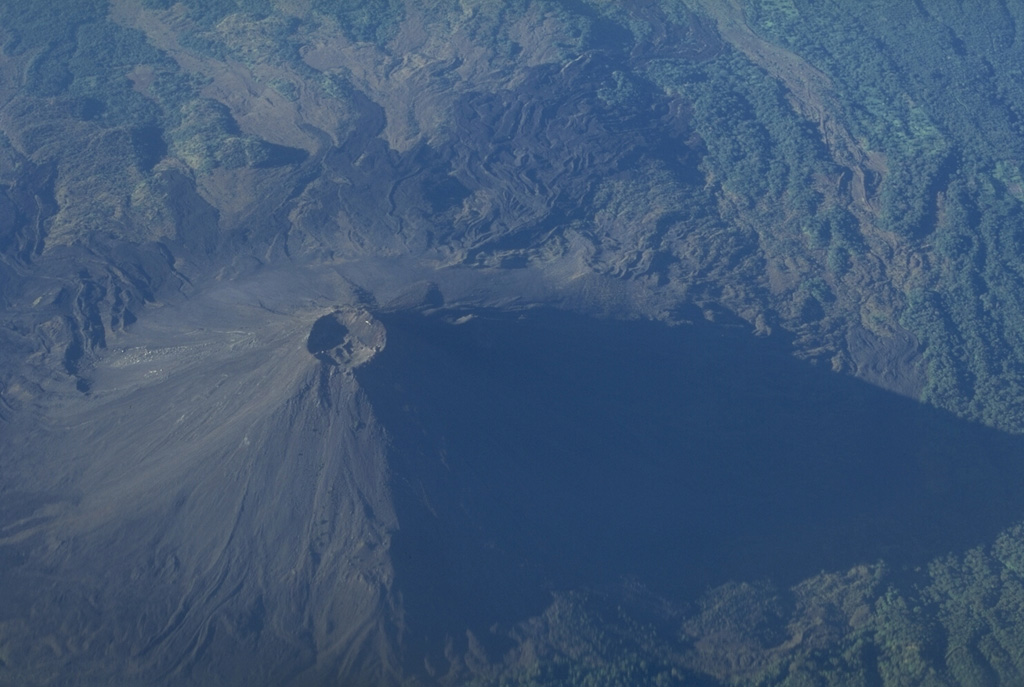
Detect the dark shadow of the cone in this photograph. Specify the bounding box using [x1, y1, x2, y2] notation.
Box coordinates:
[356, 307, 1024, 657]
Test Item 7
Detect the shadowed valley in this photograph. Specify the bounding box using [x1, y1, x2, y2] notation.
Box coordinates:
[357, 308, 1024, 674]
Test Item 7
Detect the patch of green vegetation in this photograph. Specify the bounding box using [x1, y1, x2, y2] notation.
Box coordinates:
[452, 526, 1024, 687]
[726, 0, 1024, 429]
[217, 13, 304, 67]
[0, 0, 191, 132]
[0, 0, 104, 54]
[65, 21, 168, 127]
[311, 0, 405, 45]
[174, 10, 307, 72]
[173, 0, 274, 27]
[647, 43, 860, 286]
[458, 592, 689, 687]
[0, 0, 104, 95]
[167, 98, 242, 171]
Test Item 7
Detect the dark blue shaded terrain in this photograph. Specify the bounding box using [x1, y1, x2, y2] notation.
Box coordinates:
[357, 308, 1024, 663]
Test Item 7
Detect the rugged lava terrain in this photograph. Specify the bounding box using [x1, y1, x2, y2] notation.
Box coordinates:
[7, 0, 1024, 685]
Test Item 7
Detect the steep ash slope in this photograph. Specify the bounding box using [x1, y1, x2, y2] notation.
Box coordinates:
[0, 272, 398, 686]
